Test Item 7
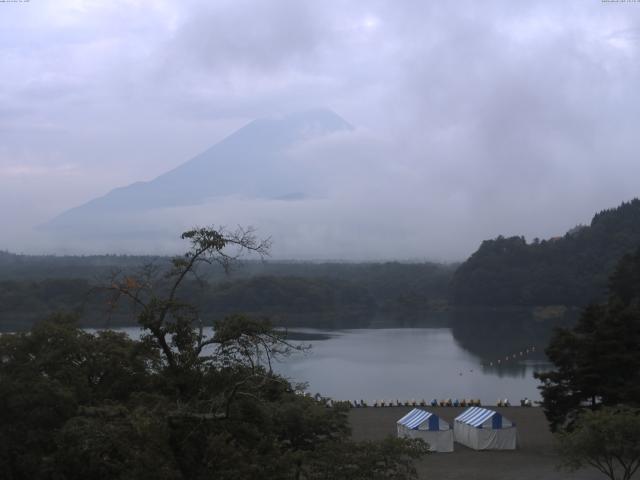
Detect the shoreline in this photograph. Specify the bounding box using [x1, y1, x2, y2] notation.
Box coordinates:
[349, 406, 602, 480]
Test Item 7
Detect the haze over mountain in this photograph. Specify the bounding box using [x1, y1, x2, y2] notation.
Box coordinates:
[34, 100, 640, 260]
[5, 2, 640, 260]
[46, 109, 352, 228]
[37, 109, 385, 256]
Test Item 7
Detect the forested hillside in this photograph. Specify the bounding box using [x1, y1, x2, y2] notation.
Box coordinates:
[0, 255, 454, 331]
[451, 199, 640, 307]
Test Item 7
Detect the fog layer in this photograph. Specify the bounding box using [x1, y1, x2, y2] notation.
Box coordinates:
[2, 1, 640, 259]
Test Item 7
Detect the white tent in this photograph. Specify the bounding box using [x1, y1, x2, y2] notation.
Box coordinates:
[453, 406, 517, 450]
[396, 408, 454, 452]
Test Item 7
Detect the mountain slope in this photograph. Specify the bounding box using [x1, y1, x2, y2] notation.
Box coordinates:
[46, 109, 352, 229]
[451, 199, 640, 307]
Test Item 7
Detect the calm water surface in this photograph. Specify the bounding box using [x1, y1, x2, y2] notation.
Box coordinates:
[276, 327, 549, 404]
[109, 325, 550, 404]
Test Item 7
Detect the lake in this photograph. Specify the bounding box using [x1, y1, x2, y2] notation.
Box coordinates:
[108, 318, 554, 404]
[276, 327, 549, 404]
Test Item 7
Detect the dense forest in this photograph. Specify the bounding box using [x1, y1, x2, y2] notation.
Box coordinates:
[534, 245, 640, 430]
[0, 228, 428, 479]
[451, 199, 640, 307]
[4, 198, 640, 329]
[0, 253, 454, 331]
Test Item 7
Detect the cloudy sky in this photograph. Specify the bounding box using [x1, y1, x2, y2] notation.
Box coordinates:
[2, 0, 640, 260]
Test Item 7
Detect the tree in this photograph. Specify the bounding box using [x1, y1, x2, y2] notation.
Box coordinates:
[0, 227, 428, 479]
[535, 247, 640, 431]
[0, 314, 160, 480]
[557, 407, 640, 480]
[451, 198, 640, 307]
[104, 226, 272, 372]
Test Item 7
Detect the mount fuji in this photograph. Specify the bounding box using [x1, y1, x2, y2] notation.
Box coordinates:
[45, 109, 353, 235]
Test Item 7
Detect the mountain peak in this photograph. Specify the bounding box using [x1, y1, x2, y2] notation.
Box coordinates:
[270, 108, 353, 130]
[211, 108, 352, 153]
[45, 109, 353, 231]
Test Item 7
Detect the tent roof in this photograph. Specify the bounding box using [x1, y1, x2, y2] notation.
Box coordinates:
[397, 408, 435, 430]
[455, 407, 500, 427]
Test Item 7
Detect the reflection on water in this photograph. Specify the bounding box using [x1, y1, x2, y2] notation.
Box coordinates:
[93, 308, 575, 404]
[272, 308, 578, 402]
[449, 308, 575, 378]
[276, 327, 550, 404]
[270, 310, 452, 330]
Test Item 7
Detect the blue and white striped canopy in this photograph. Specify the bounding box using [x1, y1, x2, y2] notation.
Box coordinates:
[397, 408, 438, 430]
[455, 407, 500, 428]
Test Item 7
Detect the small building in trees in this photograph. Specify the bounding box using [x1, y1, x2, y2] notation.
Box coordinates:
[396, 408, 454, 452]
[453, 407, 517, 450]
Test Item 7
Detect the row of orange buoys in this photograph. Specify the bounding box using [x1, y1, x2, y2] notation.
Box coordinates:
[487, 346, 536, 367]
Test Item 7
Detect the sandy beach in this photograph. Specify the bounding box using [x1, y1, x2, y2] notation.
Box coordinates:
[349, 406, 605, 480]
